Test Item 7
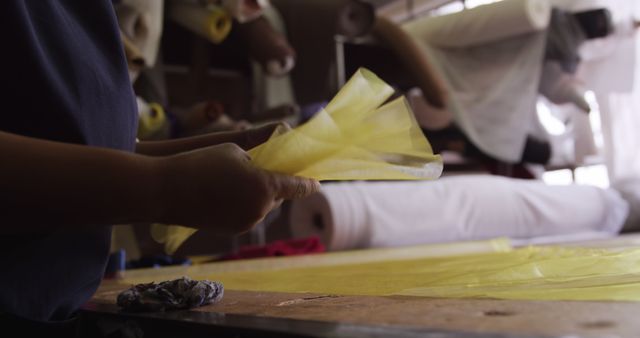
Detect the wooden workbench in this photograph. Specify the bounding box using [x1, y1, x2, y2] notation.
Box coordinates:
[84, 235, 640, 337]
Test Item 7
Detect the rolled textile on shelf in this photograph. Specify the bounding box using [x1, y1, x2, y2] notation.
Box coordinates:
[336, 0, 376, 37]
[270, 0, 375, 104]
[272, 0, 374, 38]
[290, 175, 629, 251]
[168, 3, 233, 44]
[114, 0, 164, 68]
[403, 0, 551, 48]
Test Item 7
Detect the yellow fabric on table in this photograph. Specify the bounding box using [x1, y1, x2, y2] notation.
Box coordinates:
[123, 239, 512, 283]
[153, 68, 442, 254]
[196, 246, 640, 302]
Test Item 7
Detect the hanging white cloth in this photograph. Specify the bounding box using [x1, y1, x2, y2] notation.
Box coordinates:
[403, 0, 552, 163]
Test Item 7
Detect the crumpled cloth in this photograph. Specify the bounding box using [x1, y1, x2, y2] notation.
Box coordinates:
[117, 277, 224, 312]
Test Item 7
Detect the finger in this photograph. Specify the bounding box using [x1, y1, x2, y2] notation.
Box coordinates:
[273, 122, 292, 134]
[272, 198, 284, 210]
[244, 122, 292, 150]
[220, 142, 252, 162]
[269, 173, 321, 199]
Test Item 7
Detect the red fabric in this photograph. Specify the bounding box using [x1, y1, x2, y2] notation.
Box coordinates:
[221, 237, 325, 261]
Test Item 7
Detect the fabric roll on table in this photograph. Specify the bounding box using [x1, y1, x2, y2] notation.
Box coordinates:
[290, 175, 629, 251]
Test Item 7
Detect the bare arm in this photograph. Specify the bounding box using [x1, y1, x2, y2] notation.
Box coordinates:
[135, 122, 284, 156]
[0, 129, 318, 234]
[0, 131, 158, 232]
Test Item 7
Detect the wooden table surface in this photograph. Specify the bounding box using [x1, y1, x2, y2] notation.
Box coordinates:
[85, 235, 640, 338]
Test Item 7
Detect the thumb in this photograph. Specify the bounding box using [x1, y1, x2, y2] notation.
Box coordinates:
[268, 173, 321, 199]
[243, 122, 291, 150]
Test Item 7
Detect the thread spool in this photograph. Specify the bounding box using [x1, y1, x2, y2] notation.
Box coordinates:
[169, 3, 233, 44]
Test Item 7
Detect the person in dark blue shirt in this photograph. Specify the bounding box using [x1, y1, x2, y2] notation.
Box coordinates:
[0, 0, 318, 330]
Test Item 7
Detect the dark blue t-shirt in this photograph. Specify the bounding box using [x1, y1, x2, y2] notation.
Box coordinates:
[0, 1, 137, 321]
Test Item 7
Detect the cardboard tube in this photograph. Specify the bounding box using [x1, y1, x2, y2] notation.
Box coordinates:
[271, 0, 376, 104]
[169, 3, 233, 44]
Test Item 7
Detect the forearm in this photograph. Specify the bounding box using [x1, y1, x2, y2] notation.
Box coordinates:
[0, 131, 159, 232]
[136, 131, 247, 156]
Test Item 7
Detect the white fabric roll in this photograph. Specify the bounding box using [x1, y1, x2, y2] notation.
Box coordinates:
[403, 0, 551, 48]
[114, 0, 164, 69]
[290, 175, 629, 251]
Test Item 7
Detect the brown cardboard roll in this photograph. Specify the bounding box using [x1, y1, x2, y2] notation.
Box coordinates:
[270, 0, 376, 104]
[373, 16, 448, 109]
[236, 16, 296, 76]
[290, 177, 627, 251]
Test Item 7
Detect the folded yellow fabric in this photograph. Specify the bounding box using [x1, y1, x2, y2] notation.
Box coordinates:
[150, 224, 197, 256]
[154, 68, 442, 254]
[248, 68, 443, 180]
[199, 246, 640, 302]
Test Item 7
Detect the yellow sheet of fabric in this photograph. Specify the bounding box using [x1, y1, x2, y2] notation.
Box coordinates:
[191, 246, 640, 302]
[122, 239, 512, 283]
[248, 67, 443, 180]
[153, 68, 442, 254]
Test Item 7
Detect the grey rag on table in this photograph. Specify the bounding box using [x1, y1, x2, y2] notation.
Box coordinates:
[117, 277, 224, 312]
